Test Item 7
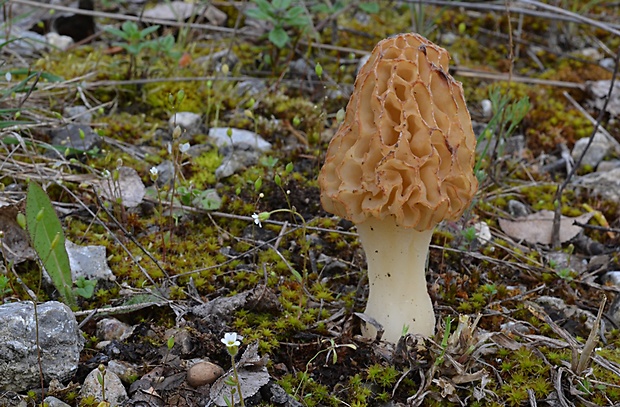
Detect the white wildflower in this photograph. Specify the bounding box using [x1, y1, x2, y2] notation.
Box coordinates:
[252, 213, 262, 228]
[221, 332, 240, 348]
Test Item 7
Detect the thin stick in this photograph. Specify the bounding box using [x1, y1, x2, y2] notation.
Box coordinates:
[550, 47, 620, 248]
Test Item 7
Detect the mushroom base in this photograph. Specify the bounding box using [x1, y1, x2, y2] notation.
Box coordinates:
[357, 217, 435, 343]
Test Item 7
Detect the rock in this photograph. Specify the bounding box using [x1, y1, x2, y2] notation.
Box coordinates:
[0, 301, 83, 392]
[186, 361, 224, 387]
[45, 32, 74, 51]
[191, 285, 280, 329]
[216, 146, 261, 179]
[600, 57, 615, 71]
[64, 105, 92, 124]
[96, 318, 134, 342]
[164, 328, 194, 356]
[43, 396, 71, 407]
[575, 47, 602, 61]
[0, 392, 27, 407]
[153, 160, 175, 186]
[194, 49, 239, 71]
[208, 128, 272, 152]
[546, 251, 587, 274]
[80, 368, 128, 406]
[604, 281, 620, 327]
[106, 360, 139, 383]
[507, 200, 529, 218]
[571, 131, 612, 168]
[209, 128, 272, 178]
[2, 30, 48, 56]
[473, 221, 492, 245]
[261, 381, 303, 406]
[128, 387, 165, 407]
[573, 167, 620, 202]
[170, 112, 204, 138]
[143, 1, 226, 26]
[597, 159, 620, 173]
[236, 79, 266, 97]
[536, 296, 596, 333]
[440, 32, 457, 45]
[587, 80, 620, 117]
[204, 5, 227, 26]
[317, 253, 348, 275]
[65, 240, 115, 281]
[480, 99, 492, 119]
[289, 59, 316, 78]
[49, 124, 102, 154]
[602, 271, 620, 286]
[95, 166, 145, 208]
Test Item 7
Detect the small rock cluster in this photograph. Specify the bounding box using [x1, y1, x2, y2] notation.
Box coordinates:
[0, 285, 298, 407]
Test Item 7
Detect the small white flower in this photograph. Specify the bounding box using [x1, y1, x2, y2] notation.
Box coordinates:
[101, 169, 111, 178]
[149, 167, 159, 176]
[252, 213, 262, 228]
[221, 332, 240, 348]
[179, 142, 190, 154]
[5, 72, 11, 82]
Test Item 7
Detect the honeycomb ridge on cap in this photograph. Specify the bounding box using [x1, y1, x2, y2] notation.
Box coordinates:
[318, 33, 478, 231]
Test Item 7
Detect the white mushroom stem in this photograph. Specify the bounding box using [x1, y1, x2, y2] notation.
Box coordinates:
[356, 216, 435, 343]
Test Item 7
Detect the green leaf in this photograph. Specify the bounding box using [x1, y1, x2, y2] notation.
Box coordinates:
[254, 0, 273, 13]
[74, 277, 96, 299]
[126, 43, 143, 55]
[283, 7, 309, 26]
[269, 26, 289, 48]
[284, 5, 304, 19]
[272, 0, 289, 10]
[121, 21, 140, 37]
[311, 4, 331, 13]
[245, 7, 273, 21]
[26, 182, 75, 307]
[0, 120, 35, 129]
[139, 25, 161, 39]
[192, 189, 222, 210]
[104, 26, 129, 40]
[358, 2, 379, 13]
[1, 69, 64, 84]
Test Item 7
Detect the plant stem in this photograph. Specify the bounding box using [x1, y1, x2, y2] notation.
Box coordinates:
[230, 354, 245, 407]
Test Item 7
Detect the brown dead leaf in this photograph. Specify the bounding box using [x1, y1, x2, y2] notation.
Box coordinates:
[0, 206, 36, 264]
[498, 210, 595, 245]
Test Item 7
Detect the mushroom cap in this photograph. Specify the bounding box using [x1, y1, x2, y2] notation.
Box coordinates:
[319, 33, 478, 231]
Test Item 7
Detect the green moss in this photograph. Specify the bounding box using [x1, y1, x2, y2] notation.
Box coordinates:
[188, 150, 222, 189]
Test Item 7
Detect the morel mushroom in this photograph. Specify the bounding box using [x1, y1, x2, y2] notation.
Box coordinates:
[318, 33, 477, 343]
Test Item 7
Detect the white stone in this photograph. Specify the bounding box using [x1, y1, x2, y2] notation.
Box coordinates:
[208, 128, 271, 152]
[45, 32, 74, 51]
[80, 368, 127, 407]
[571, 131, 612, 168]
[573, 167, 620, 202]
